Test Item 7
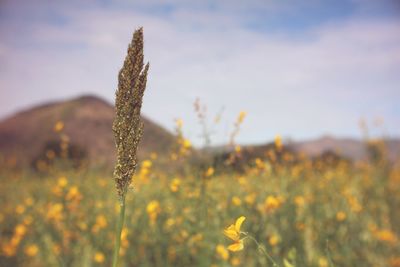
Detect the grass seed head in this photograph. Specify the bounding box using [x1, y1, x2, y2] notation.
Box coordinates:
[113, 27, 149, 199]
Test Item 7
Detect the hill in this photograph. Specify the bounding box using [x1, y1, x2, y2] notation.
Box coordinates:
[288, 135, 400, 161]
[0, 95, 176, 168]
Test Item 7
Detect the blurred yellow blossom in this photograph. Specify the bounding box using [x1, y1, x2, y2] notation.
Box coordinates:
[336, 211, 346, 221]
[263, 195, 283, 213]
[375, 229, 398, 245]
[216, 244, 229, 260]
[319, 257, 329, 267]
[94, 252, 105, 263]
[24, 244, 39, 257]
[237, 111, 247, 124]
[205, 167, 214, 177]
[147, 200, 161, 224]
[54, 121, 64, 132]
[231, 196, 242, 206]
[269, 235, 280, 246]
[169, 178, 181, 192]
[15, 204, 25, 214]
[57, 176, 68, 188]
[275, 134, 283, 151]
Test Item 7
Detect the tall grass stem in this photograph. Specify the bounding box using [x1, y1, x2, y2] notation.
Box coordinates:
[112, 195, 126, 267]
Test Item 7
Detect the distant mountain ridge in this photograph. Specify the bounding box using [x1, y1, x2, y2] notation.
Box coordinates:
[0, 95, 175, 167]
[1, 95, 399, 169]
[288, 136, 400, 161]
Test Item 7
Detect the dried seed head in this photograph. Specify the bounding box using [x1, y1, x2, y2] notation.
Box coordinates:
[113, 27, 149, 199]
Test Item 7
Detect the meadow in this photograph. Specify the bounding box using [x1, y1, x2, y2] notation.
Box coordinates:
[0, 127, 399, 267]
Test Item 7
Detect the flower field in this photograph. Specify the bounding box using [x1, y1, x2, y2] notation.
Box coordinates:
[0, 141, 399, 267]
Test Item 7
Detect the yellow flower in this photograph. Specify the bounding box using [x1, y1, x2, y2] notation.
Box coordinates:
[66, 186, 81, 201]
[375, 229, 398, 244]
[94, 252, 105, 263]
[146, 200, 161, 223]
[175, 118, 183, 128]
[269, 234, 280, 246]
[294, 196, 305, 207]
[231, 196, 242, 206]
[275, 135, 283, 151]
[235, 145, 241, 153]
[183, 139, 192, 149]
[336, 211, 346, 221]
[24, 244, 39, 257]
[15, 224, 27, 237]
[57, 176, 68, 188]
[97, 215, 107, 227]
[54, 121, 64, 132]
[24, 197, 34, 206]
[319, 257, 328, 267]
[216, 244, 229, 260]
[237, 111, 247, 124]
[142, 160, 152, 168]
[169, 178, 181, 192]
[15, 204, 25, 215]
[231, 257, 241, 266]
[205, 167, 214, 177]
[224, 216, 246, 251]
[263, 195, 283, 213]
[245, 193, 256, 205]
[46, 203, 64, 221]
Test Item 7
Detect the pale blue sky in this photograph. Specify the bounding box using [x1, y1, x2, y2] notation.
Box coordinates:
[0, 0, 399, 146]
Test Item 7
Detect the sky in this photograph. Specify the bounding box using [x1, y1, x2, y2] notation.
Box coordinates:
[0, 0, 399, 146]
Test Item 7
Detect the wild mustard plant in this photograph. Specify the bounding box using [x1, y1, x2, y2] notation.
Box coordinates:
[224, 216, 279, 266]
[112, 27, 149, 267]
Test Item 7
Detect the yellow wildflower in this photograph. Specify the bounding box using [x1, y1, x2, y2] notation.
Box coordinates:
[54, 121, 64, 132]
[142, 160, 152, 168]
[235, 145, 241, 153]
[275, 135, 283, 151]
[231, 257, 241, 266]
[294, 196, 305, 207]
[224, 216, 246, 251]
[205, 167, 214, 177]
[269, 235, 280, 246]
[237, 111, 247, 124]
[183, 139, 192, 149]
[231, 196, 242, 206]
[319, 257, 328, 267]
[375, 229, 398, 244]
[15, 204, 25, 215]
[175, 118, 183, 128]
[336, 211, 346, 221]
[264, 195, 282, 213]
[216, 244, 229, 260]
[66, 186, 82, 201]
[169, 178, 181, 192]
[57, 176, 68, 188]
[94, 252, 105, 263]
[46, 203, 63, 221]
[24, 244, 39, 257]
[15, 224, 27, 237]
[146, 200, 161, 223]
[24, 197, 34, 206]
[245, 193, 256, 205]
[97, 215, 107, 227]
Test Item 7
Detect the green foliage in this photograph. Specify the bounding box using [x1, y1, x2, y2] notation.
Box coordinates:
[0, 156, 399, 266]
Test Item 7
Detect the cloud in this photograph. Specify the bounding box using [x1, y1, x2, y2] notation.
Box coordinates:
[0, 1, 399, 146]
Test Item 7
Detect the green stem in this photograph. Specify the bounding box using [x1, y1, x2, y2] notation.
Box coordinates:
[243, 234, 279, 267]
[112, 195, 126, 267]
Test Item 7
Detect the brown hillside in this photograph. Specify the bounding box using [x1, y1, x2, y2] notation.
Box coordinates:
[288, 135, 400, 161]
[0, 95, 175, 167]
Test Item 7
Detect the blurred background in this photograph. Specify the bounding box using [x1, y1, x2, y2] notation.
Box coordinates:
[1, 0, 399, 146]
[1, 1, 400, 267]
